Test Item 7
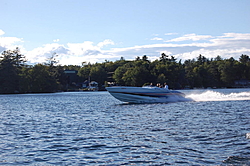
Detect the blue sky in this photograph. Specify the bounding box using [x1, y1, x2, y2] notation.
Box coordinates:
[1, 0, 250, 65]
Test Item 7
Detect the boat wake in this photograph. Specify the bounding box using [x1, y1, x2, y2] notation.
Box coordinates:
[164, 95, 193, 103]
[186, 90, 250, 102]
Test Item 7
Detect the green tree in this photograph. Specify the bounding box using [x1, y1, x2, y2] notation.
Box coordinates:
[0, 47, 26, 93]
[218, 57, 238, 86]
[205, 61, 221, 87]
[19, 66, 32, 93]
[196, 54, 208, 65]
[89, 65, 107, 85]
[54, 65, 68, 91]
[122, 65, 151, 86]
[157, 73, 166, 84]
[44, 52, 68, 91]
[159, 53, 169, 63]
[184, 59, 198, 88]
[239, 54, 250, 64]
[113, 65, 127, 85]
[29, 64, 58, 92]
[78, 66, 91, 81]
[239, 54, 250, 80]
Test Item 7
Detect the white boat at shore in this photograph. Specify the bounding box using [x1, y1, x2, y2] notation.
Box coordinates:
[106, 86, 186, 104]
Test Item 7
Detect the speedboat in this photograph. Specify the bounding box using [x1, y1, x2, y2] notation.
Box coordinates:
[106, 86, 186, 104]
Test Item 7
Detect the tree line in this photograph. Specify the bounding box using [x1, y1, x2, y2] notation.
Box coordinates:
[0, 47, 250, 94]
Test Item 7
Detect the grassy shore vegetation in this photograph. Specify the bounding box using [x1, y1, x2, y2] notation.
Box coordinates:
[1, 48, 250, 94]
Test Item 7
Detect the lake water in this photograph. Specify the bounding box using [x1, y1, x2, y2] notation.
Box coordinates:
[0, 89, 250, 165]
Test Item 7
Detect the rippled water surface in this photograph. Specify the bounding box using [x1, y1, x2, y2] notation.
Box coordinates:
[0, 89, 250, 165]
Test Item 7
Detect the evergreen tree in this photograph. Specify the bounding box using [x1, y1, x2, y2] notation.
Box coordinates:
[0, 47, 26, 93]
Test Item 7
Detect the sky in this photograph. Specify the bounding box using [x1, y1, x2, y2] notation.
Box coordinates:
[0, 0, 250, 65]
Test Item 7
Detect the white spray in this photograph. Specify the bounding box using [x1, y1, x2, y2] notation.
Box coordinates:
[185, 90, 250, 102]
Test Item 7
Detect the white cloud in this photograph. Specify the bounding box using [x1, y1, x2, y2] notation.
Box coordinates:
[166, 33, 213, 42]
[221, 33, 250, 39]
[151, 37, 163, 41]
[0, 30, 24, 53]
[165, 33, 178, 36]
[25, 43, 70, 64]
[0, 37, 23, 46]
[25, 40, 115, 65]
[0, 29, 5, 36]
[1, 32, 249, 65]
[53, 39, 60, 42]
[67, 41, 96, 55]
[177, 47, 250, 61]
[105, 33, 250, 62]
[97, 39, 114, 48]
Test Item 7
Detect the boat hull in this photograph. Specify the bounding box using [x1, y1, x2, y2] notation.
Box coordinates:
[106, 86, 186, 103]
